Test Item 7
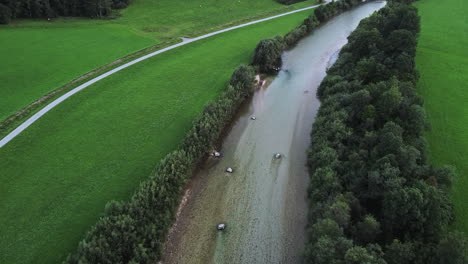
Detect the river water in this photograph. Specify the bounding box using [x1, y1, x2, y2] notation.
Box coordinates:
[162, 2, 385, 263]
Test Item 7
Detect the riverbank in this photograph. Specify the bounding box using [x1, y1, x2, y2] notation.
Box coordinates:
[161, 3, 386, 263]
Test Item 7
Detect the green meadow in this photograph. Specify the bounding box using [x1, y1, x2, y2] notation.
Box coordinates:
[0, 9, 312, 264]
[0, 0, 317, 121]
[415, 0, 468, 233]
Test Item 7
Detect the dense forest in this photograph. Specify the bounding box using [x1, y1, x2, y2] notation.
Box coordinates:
[304, 2, 468, 263]
[0, 0, 130, 24]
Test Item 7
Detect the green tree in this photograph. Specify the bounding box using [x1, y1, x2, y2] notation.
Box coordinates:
[377, 81, 402, 118]
[326, 198, 351, 228]
[345, 246, 387, 264]
[385, 29, 417, 56]
[83, 0, 112, 17]
[437, 232, 468, 264]
[252, 38, 284, 73]
[229, 65, 255, 93]
[354, 215, 381, 244]
[307, 236, 353, 264]
[376, 122, 403, 157]
[384, 239, 415, 264]
[309, 167, 342, 202]
[347, 28, 383, 58]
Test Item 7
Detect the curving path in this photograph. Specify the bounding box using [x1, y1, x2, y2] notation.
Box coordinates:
[0, 2, 328, 148]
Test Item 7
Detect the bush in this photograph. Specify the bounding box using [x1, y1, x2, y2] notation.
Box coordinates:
[252, 38, 284, 73]
[283, 25, 308, 47]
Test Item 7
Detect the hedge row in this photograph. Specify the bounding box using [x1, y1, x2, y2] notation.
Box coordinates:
[64, 65, 256, 263]
[304, 3, 467, 263]
[0, 0, 130, 24]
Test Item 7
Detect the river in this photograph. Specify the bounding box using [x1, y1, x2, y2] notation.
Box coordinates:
[162, 2, 386, 263]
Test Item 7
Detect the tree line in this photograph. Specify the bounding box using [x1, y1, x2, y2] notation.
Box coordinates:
[0, 0, 130, 24]
[304, 2, 468, 263]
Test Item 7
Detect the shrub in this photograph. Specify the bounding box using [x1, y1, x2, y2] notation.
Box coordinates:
[252, 38, 284, 73]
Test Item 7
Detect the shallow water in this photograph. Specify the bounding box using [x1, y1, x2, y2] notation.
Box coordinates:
[162, 2, 386, 263]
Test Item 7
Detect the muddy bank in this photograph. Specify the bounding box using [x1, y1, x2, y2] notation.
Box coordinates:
[162, 2, 386, 263]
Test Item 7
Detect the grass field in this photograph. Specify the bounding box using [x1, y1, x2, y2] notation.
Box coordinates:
[0, 0, 317, 121]
[0, 10, 313, 264]
[414, 0, 468, 233]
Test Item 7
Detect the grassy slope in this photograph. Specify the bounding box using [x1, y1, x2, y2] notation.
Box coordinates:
[0, 10, 311, 264]
[414, 0, 468, 232]
[0, 0, 317, 121]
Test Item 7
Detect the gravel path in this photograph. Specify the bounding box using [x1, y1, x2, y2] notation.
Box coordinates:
[0, 2, 326, 148]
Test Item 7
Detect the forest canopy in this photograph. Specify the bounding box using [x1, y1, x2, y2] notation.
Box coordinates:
[0, 0, 130, 24]
[305, 2, 468, 263]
